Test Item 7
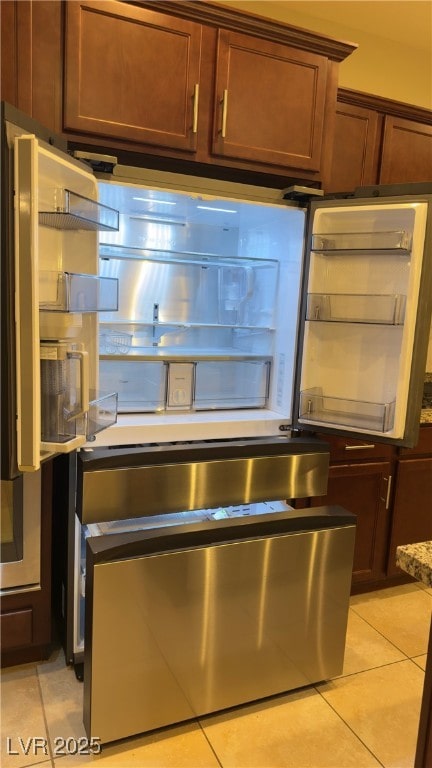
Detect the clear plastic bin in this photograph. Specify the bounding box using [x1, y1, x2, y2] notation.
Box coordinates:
[85, 391, 118, 439]
[39, 189, 119, 231]
[311, 230, 412, 253]
[299, 387, 396, 432]
[306, 293, 406, 325]
[99, 360, 167, 412]
[194, 360, 270, 410]
[39, 272, 118, 312]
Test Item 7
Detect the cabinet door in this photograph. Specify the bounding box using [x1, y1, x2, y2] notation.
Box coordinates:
[380, 116, 432, 184]
[212, 30, 327, 172]
[0, 0, 63, 132]
[64, 1, 202, 152]
[311, 461, 392, 584]
[387, 457, 432, 577]
[326, 102, 380, 193]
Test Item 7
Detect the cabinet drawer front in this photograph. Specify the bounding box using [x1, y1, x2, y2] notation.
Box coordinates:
[212, 30, 327, 171]
[0, 608, 33, 651]
[314, 433, 395, 462]
[64, 1, 202, 151]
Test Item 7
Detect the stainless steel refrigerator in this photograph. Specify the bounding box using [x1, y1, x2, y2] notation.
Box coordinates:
[2, 101, 432, 744]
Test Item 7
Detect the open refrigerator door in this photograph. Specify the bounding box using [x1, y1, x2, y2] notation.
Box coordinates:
[297, 197, 431, 445]
[13, 134, 120, 471]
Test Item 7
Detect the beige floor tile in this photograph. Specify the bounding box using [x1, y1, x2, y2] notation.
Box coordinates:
[51, 722, 221, 767]
[199, 687, 380, 767]
[341, 609, 406, 676]
[37, 647, 87, 745]
[349, 583, 432, 657]
[412, 654, 427, 670]
[37, 647, 220, 767]
[318, 659, 424, 768]
[0, 664, 50, 768]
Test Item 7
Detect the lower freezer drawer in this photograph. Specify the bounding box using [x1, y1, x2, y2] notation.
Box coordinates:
[84, 507, 356, 744]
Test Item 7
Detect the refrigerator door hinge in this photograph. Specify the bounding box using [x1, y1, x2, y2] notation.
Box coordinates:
[71, 151, 118, 173]
[282, 185, 324, 203]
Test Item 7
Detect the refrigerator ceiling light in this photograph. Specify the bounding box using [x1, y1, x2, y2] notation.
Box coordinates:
[196, 205, 238, 214]
[132, 197, 176, 206]
[129, 215, 186, 226]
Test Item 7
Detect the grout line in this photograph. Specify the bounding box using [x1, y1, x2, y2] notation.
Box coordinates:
[335, 655, 424, 682]
[314, 685, 386, 767]
[347, 605, 425, 658]
[196, 719, 224, 768]
[35, 666, 55, 768]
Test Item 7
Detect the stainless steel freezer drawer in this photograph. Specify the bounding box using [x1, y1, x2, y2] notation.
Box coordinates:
[83, 505, 356, 744]
[76, 437, 330, 523]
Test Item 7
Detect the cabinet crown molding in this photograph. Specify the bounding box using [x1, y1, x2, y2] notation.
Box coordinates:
[338, 88, 432, 125]
[133, 0, 357, 61]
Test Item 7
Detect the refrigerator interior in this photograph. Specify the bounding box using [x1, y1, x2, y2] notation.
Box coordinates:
[91, 181, 305, 445]
[298, 202, 428, 438]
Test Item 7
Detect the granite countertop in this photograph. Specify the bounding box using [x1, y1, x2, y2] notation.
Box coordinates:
[421, 409, 432, 424]
[396, 542, 432, 587]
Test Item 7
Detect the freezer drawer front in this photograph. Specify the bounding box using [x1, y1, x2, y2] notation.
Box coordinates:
[77, 438, 330, 524]
[84, 519, 355, 743]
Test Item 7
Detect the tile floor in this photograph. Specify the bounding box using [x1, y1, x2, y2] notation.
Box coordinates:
[1, 582, 431, 768]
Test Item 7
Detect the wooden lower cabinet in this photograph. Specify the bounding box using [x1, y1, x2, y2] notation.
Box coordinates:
[310, 460, 392, 585]
[387, 425, 432, 577]
[0, 462, 53, 667]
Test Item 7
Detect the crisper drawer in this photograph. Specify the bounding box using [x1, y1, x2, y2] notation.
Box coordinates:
[83, 505, 356, 744]
[99, 358, 270, 413]
[194, 360, 269, 409]
[99, 360, 166, 412]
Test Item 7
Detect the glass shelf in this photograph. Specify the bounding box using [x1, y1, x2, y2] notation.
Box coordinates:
[311, 230, 412, 254]
[99, 243, 278, 269]
[99, 322, 274, 355]
[299, 388, 396, 432]
[39, 189, 119, 231]
[39, 272, 119, 313]
[306, 293, 406, 325]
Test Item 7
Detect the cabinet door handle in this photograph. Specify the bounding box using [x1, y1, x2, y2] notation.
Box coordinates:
[381, 475, 393, 509]
[344, 444, 375, 451]
[221, 89, 228, 138]
[192, 83, 199, 134]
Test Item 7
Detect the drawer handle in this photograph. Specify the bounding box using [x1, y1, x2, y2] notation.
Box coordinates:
[344, 444, 375, 451]
[192, 83, 199, 134]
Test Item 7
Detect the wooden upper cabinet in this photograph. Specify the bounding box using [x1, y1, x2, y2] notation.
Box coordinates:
[380, 115, 432, 184]
[211, 30, 328, 172]
[326, 89, 432, 193]
[64, 1, 202, 152]
[326, 102, 380, 193]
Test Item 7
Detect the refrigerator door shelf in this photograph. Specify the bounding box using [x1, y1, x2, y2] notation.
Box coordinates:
[306, 293, 406, 325]
[39, 272, 119, 313]
[311, 230, 412, 253]
[84, 391, 118, 440]
[39, 189, 119, 231]
[299, 388, 396, 432]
